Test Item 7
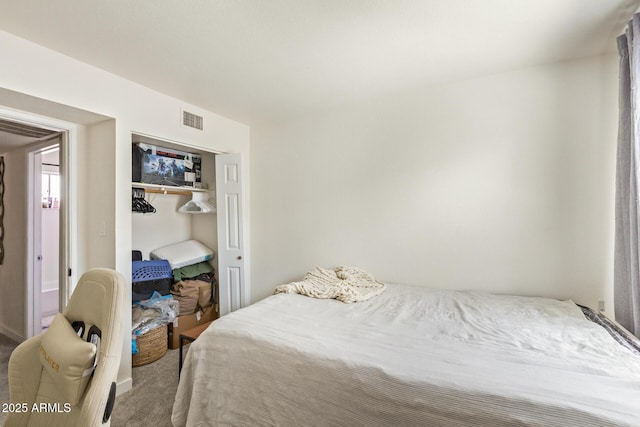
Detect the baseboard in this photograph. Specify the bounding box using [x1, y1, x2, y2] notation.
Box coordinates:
[116, 377, 133, 396]
[0, 323, 24, 343]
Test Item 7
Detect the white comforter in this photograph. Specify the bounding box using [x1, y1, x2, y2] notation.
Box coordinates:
[172, 284, 640, 426]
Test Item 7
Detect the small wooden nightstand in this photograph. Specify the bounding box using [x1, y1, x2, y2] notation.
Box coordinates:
[179, 321, 213, 377]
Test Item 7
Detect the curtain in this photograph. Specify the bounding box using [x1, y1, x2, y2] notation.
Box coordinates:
[615, 14, 640, 337]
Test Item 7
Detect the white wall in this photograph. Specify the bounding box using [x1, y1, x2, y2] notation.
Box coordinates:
[251, 54, 619, 312]
[41, 148, 60, 293]
[0, 29, 250, 392]
[132, 194, 193, 259]
[82, 119, 116, 270]
[0, 147, 28, 341]
[41, 208, 59, 291]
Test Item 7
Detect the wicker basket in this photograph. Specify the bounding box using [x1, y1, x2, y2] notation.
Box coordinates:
[132, 324, 168, 367]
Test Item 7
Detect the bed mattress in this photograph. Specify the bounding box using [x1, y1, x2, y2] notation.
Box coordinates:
[172, 283, 640, 426]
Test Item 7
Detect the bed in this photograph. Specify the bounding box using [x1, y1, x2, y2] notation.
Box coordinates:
[171, 283, 640, 426]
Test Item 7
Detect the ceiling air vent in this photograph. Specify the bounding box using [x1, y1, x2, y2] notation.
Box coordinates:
[182, 110, 203, 131]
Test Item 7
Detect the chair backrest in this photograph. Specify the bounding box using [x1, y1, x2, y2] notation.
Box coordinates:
[64, 268, 125, 360]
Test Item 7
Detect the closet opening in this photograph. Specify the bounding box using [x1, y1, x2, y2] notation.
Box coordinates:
[130, 132, 246, 366]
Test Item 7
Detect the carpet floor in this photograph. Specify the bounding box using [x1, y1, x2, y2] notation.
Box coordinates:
[0, 334, 18, 426]
[0, 334, 183, 427]
[111, 348, 181, 427]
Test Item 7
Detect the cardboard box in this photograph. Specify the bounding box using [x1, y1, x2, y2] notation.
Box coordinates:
[168, 304, 217, 349]
[134, 142, 202, 187]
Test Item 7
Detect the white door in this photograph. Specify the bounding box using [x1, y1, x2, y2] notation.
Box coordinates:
[31, 151, 44, 336]
[28, 140, 62, 337]
[215, 153, 246, 315]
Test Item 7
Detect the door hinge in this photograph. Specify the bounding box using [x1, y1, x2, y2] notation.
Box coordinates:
[68, 268, 72, 277]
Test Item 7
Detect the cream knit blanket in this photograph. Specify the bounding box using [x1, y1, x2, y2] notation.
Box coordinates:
[274, 266, 386, 303]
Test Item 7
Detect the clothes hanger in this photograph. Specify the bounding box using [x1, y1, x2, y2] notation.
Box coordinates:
[179, 191, 215, 214]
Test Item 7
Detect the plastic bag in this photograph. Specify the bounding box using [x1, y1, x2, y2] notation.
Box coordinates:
[132, 291, 179, 336]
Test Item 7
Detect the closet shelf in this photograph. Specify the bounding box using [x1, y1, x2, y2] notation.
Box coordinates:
[131, 182, 210, 196]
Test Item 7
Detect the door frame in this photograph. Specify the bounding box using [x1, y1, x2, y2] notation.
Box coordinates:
[27, 140, 61, 336]
[26, 129, 75, 338]
[0, 107, 78, 339]
[131, 131, 250, 317]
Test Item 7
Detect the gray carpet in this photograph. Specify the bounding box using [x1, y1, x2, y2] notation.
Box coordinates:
[0, 334, 18, 426]
[111, 348, 181, 427]
[0, 334, 183, 427]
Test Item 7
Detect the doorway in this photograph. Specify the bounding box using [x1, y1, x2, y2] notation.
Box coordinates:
[0, 110, 72, 339]
[26, 131, 68, 338]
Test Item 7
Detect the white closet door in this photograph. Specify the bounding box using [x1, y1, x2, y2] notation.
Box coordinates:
[215, 153, 246, 315]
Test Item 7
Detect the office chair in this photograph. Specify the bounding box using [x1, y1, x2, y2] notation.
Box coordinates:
[5, 268, 125, 426]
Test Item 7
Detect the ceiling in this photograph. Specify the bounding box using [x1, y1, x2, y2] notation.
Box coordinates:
[0, 0, 638, 126]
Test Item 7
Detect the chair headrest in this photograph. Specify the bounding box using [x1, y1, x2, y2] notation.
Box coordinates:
[64, 268, 125, 353]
